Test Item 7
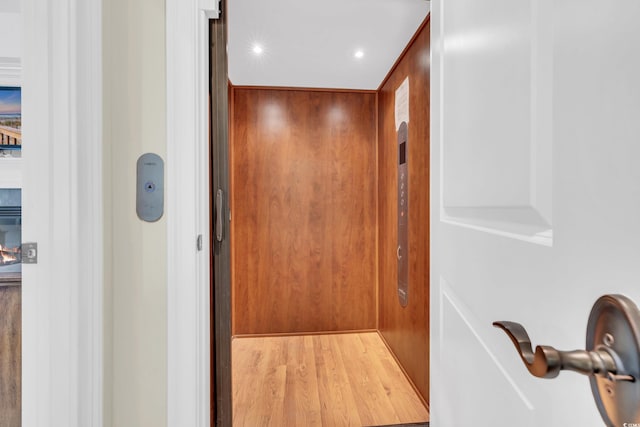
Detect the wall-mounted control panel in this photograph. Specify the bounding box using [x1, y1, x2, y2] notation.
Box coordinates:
[397, 121, 409, 307]
[136, 153, 164, 222]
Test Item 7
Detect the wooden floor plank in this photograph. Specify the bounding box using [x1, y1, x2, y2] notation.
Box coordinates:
[232, 332, 429, 426]
[313, 334, 362, 426]
[232, 337, 287, 426]
[282, 336, 323, 426]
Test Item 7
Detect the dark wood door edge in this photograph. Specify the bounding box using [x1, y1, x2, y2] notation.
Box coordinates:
[210, 3, 232, 426]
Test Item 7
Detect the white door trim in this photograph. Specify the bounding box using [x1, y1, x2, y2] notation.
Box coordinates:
[0, 57, 20, 86]
[21, 0, 103, 425]
[166, 1, 215, 426]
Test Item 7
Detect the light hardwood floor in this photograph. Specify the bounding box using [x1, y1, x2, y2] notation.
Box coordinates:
[232, 332, 429, 426]
[0, 284, 20, 427]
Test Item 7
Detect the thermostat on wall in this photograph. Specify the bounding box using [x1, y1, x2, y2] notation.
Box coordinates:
[136, 153, 164, 222]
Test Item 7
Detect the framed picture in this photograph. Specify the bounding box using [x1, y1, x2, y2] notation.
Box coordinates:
[0, 188, 21, 281]
[0, 86, 21, 158]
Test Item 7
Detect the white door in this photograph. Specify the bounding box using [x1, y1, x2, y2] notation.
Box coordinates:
[431, 0, 640, 425]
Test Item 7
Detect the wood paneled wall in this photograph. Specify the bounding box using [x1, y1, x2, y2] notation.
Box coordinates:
[0, 284, 21, 426]
[377, 18, 430, 403]
[231, 88, 377, 334]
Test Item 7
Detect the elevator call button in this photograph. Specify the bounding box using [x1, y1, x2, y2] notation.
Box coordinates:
[136, 153, 164, 222]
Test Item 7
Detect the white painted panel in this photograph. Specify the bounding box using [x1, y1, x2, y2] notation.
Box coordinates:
[440, 0, 553, 242]
[0, 13, 21, 59]
[22, 0, 103, 424]
[441, 290, 536, 427]
[442, 206, 551, 245]
[0, 0, 19, 13]
[442, 0, 531, 208]
[0, 158, 20, 187]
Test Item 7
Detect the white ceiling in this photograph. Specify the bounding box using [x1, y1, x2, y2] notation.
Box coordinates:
[228, 0, 430, 90]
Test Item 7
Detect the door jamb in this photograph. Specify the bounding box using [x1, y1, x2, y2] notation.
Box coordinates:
[166, 0, 220, 426]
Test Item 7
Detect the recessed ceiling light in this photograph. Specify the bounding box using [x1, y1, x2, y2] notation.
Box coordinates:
[354, 50, 364, 59]
[252, 44, 264, 55]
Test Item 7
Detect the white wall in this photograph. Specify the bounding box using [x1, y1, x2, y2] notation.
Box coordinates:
[103, 0, 167, 425]
[0, 12, 21, 60]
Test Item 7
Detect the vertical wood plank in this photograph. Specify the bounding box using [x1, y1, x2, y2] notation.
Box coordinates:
[313, 334, 362, 426]
[282, 336, 322, 426]
[231, 88, 377, 334]
[377, 18, 431, 405]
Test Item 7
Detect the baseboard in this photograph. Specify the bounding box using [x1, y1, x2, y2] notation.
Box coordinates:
[232, 329, 378, 339]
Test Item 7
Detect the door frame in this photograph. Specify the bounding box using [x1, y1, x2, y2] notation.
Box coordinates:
[21, 0, 103, 425]
[166, 0, 220, 426]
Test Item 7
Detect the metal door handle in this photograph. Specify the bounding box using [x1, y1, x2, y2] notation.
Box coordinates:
[493, 321, 624, 380]
[216, 189, 223, 242]
[493, 294, 640, 426]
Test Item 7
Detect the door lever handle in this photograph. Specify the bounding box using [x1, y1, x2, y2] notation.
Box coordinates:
[493, 295, 640, 426]
[492, 321, 624, 379]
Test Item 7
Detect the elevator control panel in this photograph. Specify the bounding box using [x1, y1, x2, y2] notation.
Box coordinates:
[397, 121, 409, 307]
[136, 153, 164, 222]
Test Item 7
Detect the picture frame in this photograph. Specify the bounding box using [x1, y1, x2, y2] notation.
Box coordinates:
[0, 188, 21, 281]
[0, 86, 21, 158]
